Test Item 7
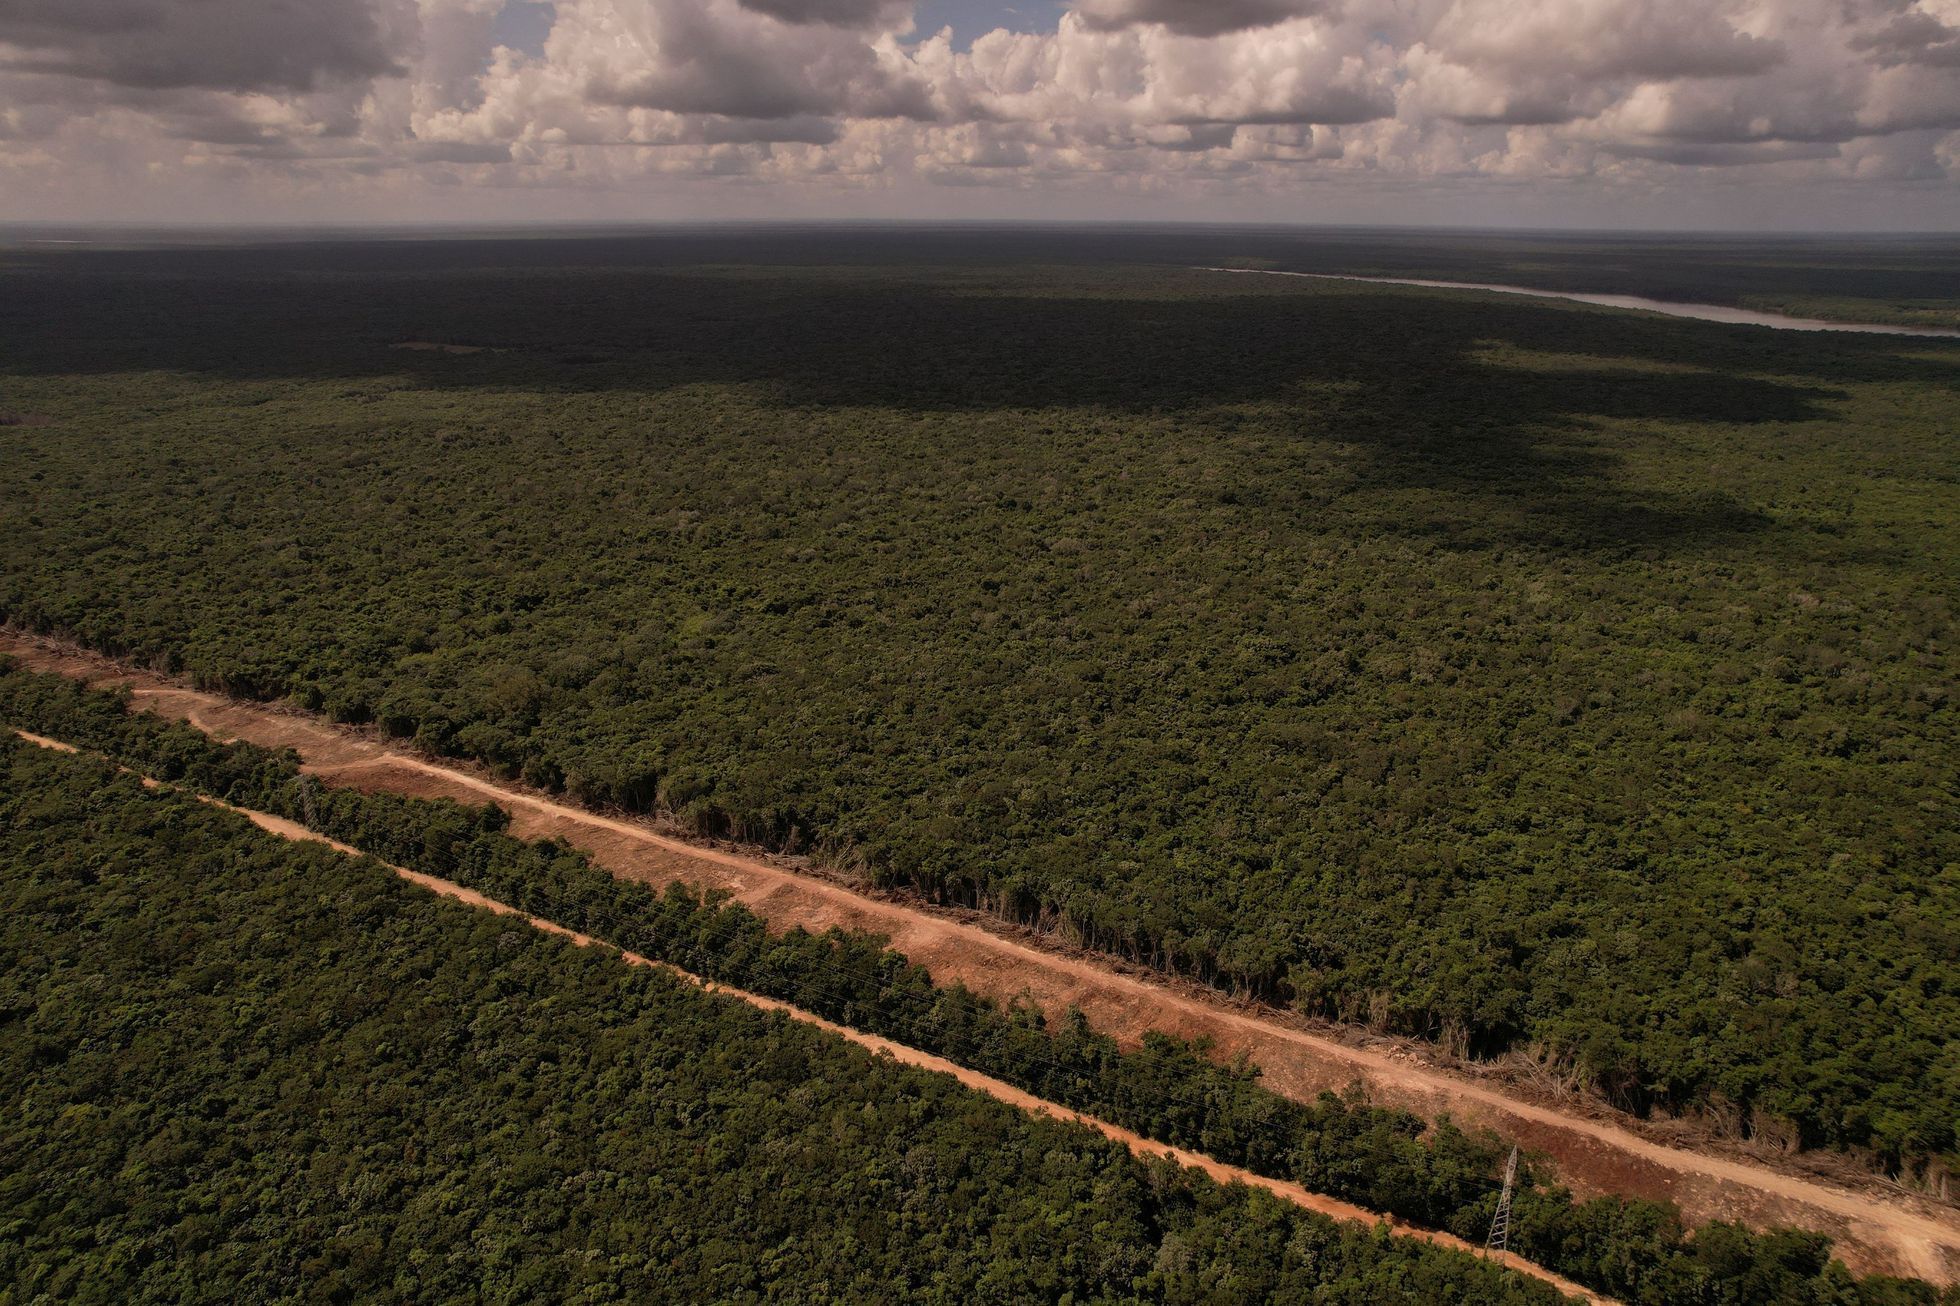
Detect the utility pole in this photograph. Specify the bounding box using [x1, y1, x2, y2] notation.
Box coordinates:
[1486, 1146, 1518, 1255]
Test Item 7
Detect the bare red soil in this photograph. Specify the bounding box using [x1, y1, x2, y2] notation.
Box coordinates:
[11, 725, 1608, 1303]
[5, 631, 1955, 1284]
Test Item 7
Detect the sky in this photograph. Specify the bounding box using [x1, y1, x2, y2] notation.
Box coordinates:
[2, 0, 1958, 230]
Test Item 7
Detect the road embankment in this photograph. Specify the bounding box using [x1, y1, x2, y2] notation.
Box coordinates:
[4, 630, 1954, 1285]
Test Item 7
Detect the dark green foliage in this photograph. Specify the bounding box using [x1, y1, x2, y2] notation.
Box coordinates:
[4, 664, 1950, 1306]
[1191, 228, 1960, 329]
[2, 232, 1956, 1174]
[0, 737, 1572, 1305]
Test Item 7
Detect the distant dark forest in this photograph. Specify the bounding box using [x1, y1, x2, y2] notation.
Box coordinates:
[9, 221, 1954, 323]
[1, 230, 1955, 1172]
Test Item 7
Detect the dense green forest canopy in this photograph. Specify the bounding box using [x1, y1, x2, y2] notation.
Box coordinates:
[1192, 229, 1960, 330]
[14, 663, 1947, 1305]
[1, 737, 1578, 1304]
[1, 232, 1956, 1171]
[5, 223, 1957, 326]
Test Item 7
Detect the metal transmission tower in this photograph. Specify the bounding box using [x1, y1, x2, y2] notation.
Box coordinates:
[1486, 1146, 1519, 1255]
[298, 775, 319, 828]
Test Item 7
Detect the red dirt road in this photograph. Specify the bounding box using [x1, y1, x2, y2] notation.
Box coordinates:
[10, 727, 1606, 1303]
[5, 632, 1956, 1284]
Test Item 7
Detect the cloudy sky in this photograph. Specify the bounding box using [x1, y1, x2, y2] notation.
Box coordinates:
[2, 0, 1957, 228]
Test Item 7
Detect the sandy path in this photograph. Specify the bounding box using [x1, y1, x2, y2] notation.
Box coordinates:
[4, 632, 1955, 1283]
[9, 726, 1604, 1303]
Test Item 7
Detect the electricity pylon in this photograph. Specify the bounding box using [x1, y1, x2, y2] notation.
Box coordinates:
[1486, 1146, 1518, 1254]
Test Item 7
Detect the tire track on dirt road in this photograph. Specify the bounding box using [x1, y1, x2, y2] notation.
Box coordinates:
[4, 632, 1954, 1283]
[10, 727, 1607, 1304]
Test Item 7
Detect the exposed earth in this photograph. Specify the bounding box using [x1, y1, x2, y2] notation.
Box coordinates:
[6, 630, 1955, 1284]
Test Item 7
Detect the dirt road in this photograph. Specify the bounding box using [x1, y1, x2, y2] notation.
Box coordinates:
[10, 726, 1606, 1303]
[4, 631, 1955, 1283]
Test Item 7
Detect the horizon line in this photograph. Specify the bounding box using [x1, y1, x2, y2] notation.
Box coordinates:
[4, 217, 1958, 242]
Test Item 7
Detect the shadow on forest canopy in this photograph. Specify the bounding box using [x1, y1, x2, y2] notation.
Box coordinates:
[6, 243, 1955, 554]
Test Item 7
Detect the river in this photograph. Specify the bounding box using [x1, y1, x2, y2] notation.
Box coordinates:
[1201, 267, 1960, 338]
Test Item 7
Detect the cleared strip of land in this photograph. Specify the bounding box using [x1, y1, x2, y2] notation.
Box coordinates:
[5, 630, 1955, 1284]
[11, 726, 1606, 1304]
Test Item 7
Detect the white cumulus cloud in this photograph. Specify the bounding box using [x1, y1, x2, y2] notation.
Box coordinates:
[0, 0, 1955, 223]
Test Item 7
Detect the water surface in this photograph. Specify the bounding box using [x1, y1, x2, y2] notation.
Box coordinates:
[1203, 267, 1960, 338]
